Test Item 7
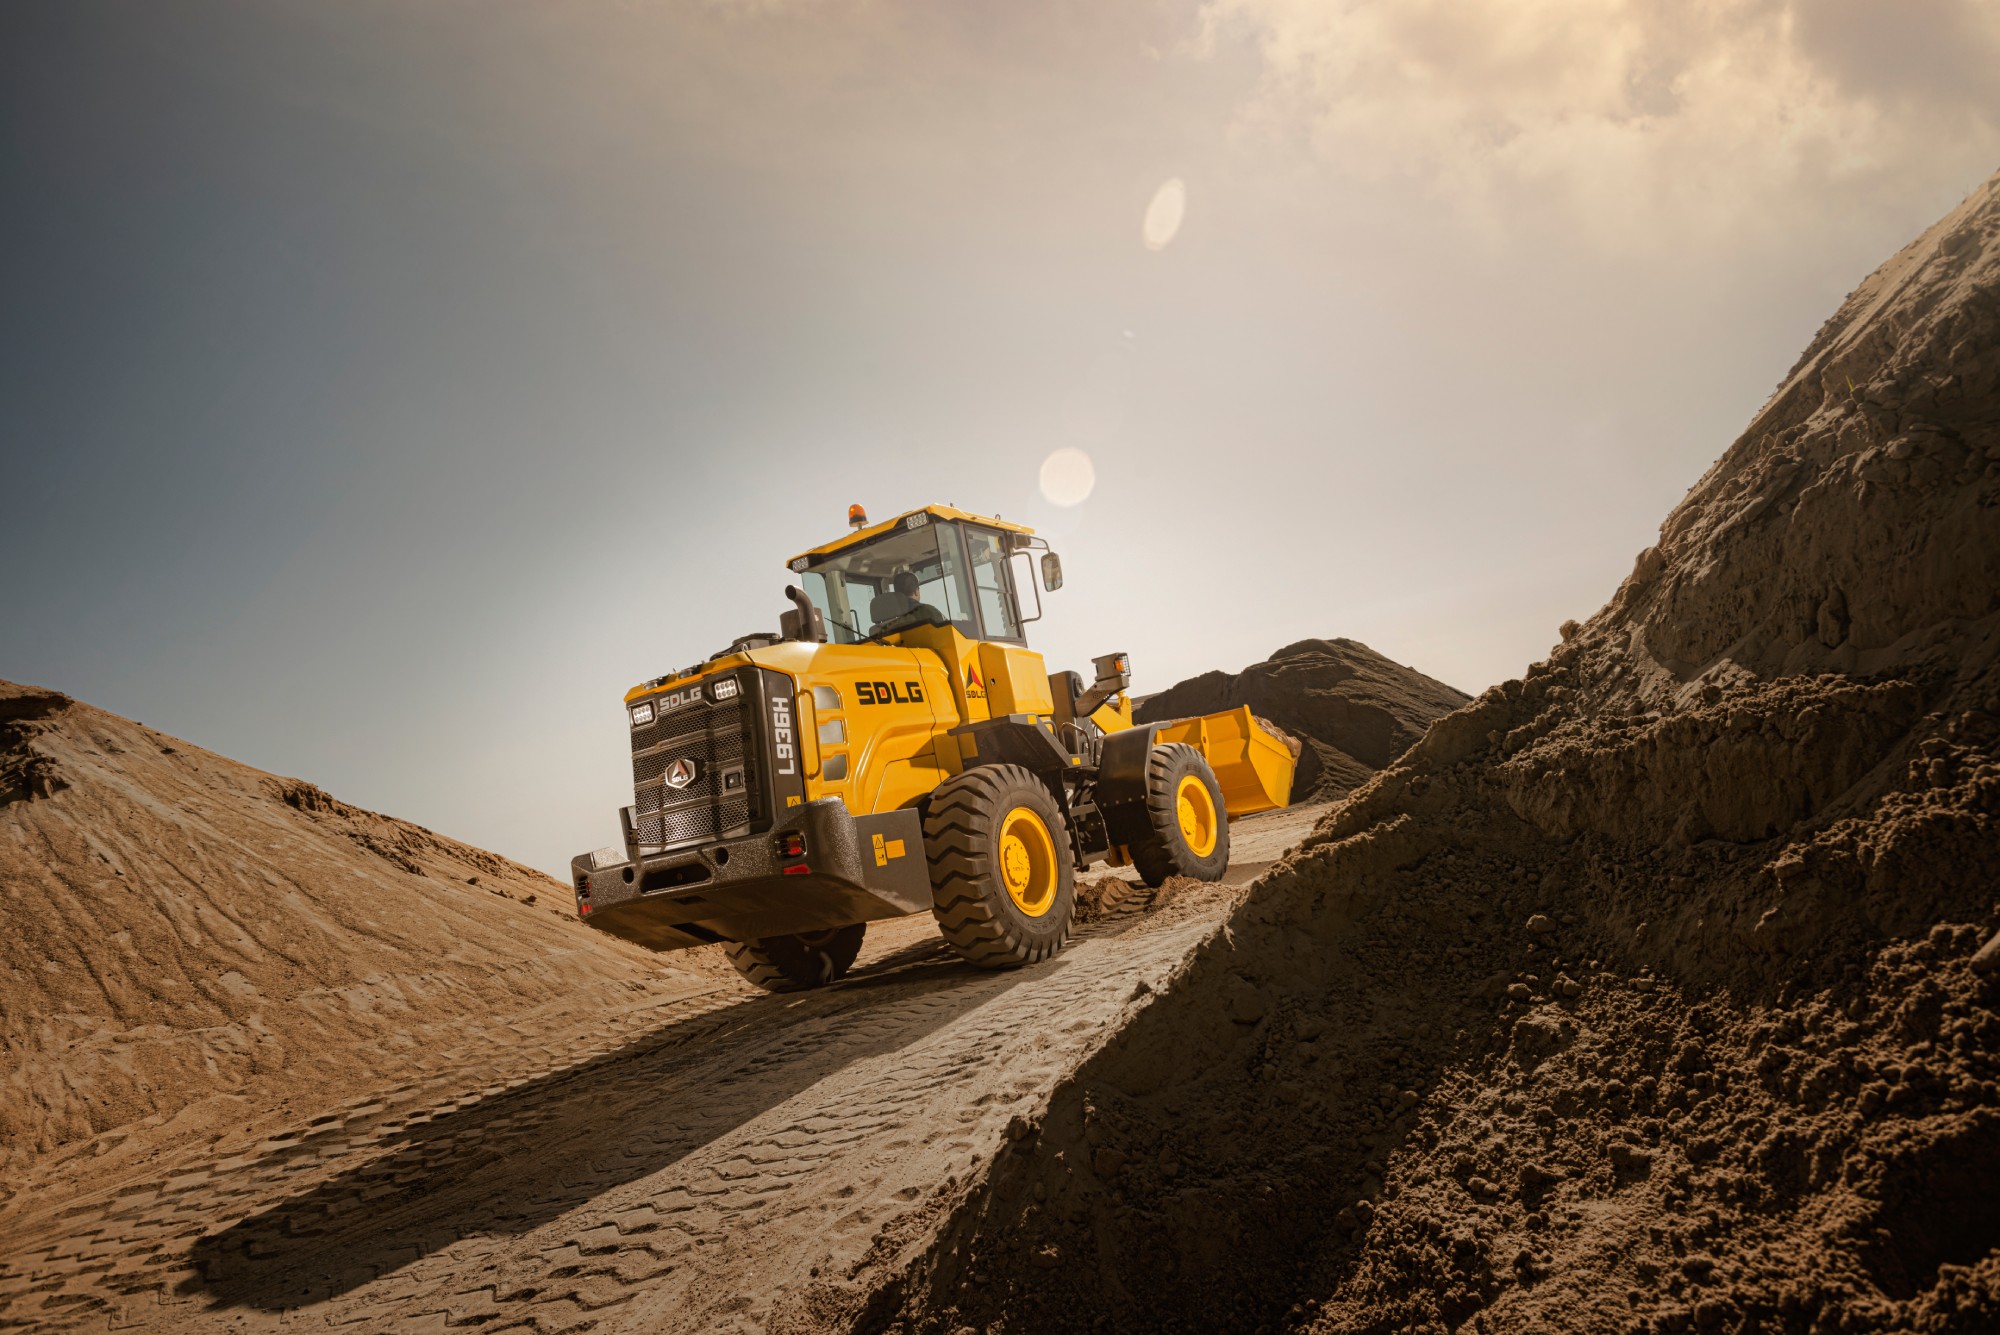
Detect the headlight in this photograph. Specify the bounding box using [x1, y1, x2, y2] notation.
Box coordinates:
[630, 701, 655, 727]
[711, 677, 741, 702]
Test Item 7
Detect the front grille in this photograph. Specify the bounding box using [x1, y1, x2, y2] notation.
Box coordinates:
[652, 797, 752, 846]
[633, 738, 742, 803]
[631, 689, 756, 849]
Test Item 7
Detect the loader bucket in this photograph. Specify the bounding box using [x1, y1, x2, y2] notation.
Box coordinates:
[1151, 705, 1296, 819]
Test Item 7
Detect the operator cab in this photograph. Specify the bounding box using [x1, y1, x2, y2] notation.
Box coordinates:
[786, 506, 1053, 646]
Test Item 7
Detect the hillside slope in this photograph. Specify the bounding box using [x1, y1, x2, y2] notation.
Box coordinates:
[888, 173, 2000, 1333]
[1137, 638, 1470, 801]
[0, 682, 720, 1197]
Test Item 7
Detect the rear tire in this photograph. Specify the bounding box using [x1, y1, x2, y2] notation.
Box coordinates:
[924, 764, 1075, 969]
[1130, 743, 1231, 888]
[725, 923, 866, 992]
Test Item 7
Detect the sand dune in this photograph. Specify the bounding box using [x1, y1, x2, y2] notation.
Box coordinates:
[0, 682, 726, 1200]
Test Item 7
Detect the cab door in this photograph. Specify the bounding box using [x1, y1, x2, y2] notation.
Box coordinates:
[961, 524, 1027, 646]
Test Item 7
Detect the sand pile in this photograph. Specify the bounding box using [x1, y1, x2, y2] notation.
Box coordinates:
[1137, 639, 1470, 801]
[0, 682, 714, 1200]
[881, 174, 2000, 1333]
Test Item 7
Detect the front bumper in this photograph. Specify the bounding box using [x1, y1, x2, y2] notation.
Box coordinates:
[570, 798, 930, 952]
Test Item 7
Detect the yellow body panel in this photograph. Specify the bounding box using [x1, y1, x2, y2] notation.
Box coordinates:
[629, 641, 957, 814]
[1089, 693, 1135, 734]
[1151, 705, 1295, 820]
[785, 646, 951, 813]
[976, 643, 1054, 717]
[796, 686, 821, 779]
[891, 623, 992, 727]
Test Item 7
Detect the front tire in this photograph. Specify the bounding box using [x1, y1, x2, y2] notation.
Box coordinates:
[725, 923, 866, 992]
[1130, 743, 1231, 888]
[924, 765, 1075, 969]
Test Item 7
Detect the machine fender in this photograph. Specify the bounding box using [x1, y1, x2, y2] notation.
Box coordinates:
[853, 808, 930, 912]
[1096, 723, 1161, 847]
[947, 715, 1077, 775]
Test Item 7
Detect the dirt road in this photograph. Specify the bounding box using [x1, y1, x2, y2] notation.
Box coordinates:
[0, 804, 1326, 1334]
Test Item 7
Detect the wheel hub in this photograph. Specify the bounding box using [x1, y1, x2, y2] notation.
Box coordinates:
[1175, 774, 1218, 858]
[998, 806, 1057, 917]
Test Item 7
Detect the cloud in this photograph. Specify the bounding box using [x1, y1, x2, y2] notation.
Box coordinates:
[1195, 0, 2000, 247]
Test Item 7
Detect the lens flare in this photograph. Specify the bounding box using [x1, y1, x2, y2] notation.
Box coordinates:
[1143, 178, 1187, 251]
[1038, 448, 1097, 507]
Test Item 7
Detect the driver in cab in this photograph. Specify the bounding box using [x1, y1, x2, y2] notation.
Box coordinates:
[869, 570, 943, 635]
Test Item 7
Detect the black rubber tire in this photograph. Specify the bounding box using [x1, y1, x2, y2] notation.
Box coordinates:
[1130, 743, 1231, 888]
[924, 764, 1075, 969]
[724, 923, 866, 992]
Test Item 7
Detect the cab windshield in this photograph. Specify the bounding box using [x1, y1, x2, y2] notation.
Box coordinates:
[800, 519, 1007, 644]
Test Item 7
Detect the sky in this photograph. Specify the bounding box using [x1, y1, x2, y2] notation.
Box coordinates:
[4, 0, 1996, 878]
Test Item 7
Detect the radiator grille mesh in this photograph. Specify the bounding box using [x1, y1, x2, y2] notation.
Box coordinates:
[630, 688, 754, 848]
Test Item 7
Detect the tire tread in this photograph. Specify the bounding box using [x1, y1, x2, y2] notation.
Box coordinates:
[922, 764, 1074, 969]
[1129, 743, 1231, 888]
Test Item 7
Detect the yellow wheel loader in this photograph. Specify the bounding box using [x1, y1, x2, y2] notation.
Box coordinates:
[570, 503, 1294, 991]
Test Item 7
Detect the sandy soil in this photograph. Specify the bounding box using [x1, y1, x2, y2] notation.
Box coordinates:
[0, 722, 1329, 1332]
[878, 171, 2000, 1334]
[0, 681, 739, 1205]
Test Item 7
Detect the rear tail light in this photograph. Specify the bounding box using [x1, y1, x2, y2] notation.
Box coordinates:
[776, 832, 807, 858]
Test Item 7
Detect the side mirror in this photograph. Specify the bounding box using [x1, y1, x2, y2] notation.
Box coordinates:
[1040, 552, 1064, 592]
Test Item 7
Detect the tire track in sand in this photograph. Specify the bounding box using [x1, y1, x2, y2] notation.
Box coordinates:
[0, 882, 1240, 1334]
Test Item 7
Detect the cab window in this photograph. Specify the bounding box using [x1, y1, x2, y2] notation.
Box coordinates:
[800, 521, 978, 643]
[963, 527, 1022, 642]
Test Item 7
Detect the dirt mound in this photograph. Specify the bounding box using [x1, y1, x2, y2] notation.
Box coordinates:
[1136, 638, 1470, 801]
[0, 680, 724, 1200]
[0, 820, 1291, 1335]
[878, 173, 2000, 1332]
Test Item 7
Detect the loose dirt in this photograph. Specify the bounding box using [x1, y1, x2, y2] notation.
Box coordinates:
[0, 843, 1289, 1332]
[872, 173, 2000, 1333]
[0, 682, 732, 1205]
[1137, 639, 1470, 801]
[0, 678, 1332, 1332]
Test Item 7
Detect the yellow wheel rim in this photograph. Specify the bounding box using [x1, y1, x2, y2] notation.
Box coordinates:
[1175, 774, 1218, 859]
[998, 806, 1059, 918]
